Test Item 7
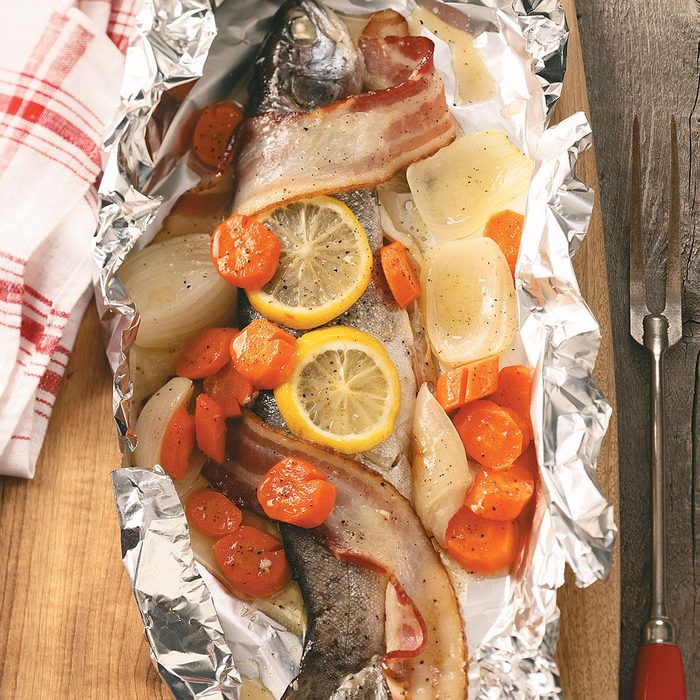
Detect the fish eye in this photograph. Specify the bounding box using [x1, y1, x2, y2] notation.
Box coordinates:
[287, 13, 316, 44]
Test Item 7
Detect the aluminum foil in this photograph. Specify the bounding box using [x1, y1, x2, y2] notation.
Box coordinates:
[471, 113, 616, 698]
[94, 0, 218, 452]
[94, 0, 615, 698]
[112, 467, 241, 698]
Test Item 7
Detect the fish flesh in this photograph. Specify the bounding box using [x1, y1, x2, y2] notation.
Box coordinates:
[238, 3, 406, 697]
[225, 3, 466, 697]
[240, 0, 417, 497]
[203, 412, 468, 698]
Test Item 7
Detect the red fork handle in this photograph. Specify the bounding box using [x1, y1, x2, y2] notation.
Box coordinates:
[633, 643, 686, 700]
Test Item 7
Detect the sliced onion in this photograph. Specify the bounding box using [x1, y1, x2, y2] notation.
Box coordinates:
[119, 234, 237, 348]
[377, 172, 434, 259]
[172, 450, 208, 493]
[406, 130, 532, 240]
[412, 384, 472, 548]
[407, 5, 494, 105]
[133, 376, 193, 469]
[129, 344, 181, 419]
[422, 237, 518, 366]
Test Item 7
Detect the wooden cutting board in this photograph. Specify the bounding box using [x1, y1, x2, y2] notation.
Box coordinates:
[553, 1, 621, 697]
[0, 1, 620, 697]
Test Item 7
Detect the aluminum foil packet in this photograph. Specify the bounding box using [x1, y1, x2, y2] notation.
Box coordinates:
[95, 0, 616, 698]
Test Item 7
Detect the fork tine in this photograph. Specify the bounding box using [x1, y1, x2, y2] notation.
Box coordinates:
[629, 115, 648, 344]
[666, 116, 683, 345]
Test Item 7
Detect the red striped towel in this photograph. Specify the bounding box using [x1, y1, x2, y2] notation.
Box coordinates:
[0, 0, 138, 478]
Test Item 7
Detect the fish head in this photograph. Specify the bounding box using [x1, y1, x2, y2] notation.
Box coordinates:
[249, 0, 363, 114]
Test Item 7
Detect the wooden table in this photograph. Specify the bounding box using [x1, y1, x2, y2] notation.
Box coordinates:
[0, 1, 622, 698]
[576, 0, 700, 696]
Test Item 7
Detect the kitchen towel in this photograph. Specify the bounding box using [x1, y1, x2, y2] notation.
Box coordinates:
[0, 0, 138, 477]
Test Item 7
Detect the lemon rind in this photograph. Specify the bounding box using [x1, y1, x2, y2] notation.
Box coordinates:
[246, 197, 373, 330]
[274, 326, 400, 454]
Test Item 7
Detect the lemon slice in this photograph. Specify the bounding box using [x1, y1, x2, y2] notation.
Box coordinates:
[274, 326, 400, 453]
[246, 196, 373, 330]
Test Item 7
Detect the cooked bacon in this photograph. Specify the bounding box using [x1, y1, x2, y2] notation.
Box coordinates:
[385, 582, 425, 657]
[361, 36, 426, 91]
[232, 36, 455, 216]
[203, 412, 467, 699]
[360, 9, 409, 40]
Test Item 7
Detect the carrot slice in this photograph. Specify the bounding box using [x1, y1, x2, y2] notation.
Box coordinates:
[489, 365, 533, 441]
[192, 101, 244, 169]
[257, 457, 336, 529]
[379, 241, 421, 308]
[515, 442, 538, 475]
[195, 394, 227, 464]
[211, 214, 281, 290]
[484, 209, 524, 276]
[202, 362, 255, 418]
[453, 399, 523, 469]
[185, 489, 242, 537]
[465, 447, 536, 521]
[435, 356, 499, 413]
[230, 319, 297, 390]
[214, 525, 291, 598]
[160, 406, 195, 480]
[503, 406, 530, 452]
[175, 327, 239, 379]
[446, 506, 518, 574]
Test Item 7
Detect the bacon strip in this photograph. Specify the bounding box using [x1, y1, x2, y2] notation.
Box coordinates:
[233, 36, 455, 215]
[203, 412, 467, 699]
[361, 36, 426, 91]
[360, 9, 409, 41]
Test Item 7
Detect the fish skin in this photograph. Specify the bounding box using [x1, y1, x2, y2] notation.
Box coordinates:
[243, 190, 417, 498]
[240, 3, 416, 696]
[247, 0, 363, 116]
[330, 660, 391, 700]
[238, 150, 417, 498]
[280, 526, 389, 700]
[248, 188, 416, 496]
[333, 189, 416, 497]
[252, 388, 286, 429]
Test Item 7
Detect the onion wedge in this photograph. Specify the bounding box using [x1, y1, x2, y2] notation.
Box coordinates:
[412, 384, 473, 548]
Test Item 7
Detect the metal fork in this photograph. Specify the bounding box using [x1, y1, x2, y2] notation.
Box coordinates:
[630, 116, 686, 700]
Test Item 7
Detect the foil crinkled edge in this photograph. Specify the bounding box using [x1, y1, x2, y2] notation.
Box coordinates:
[112, 467, 241, 698]
[96, 2, 242, 697]
[94, 1, 615, 698]
[474, 112, 616, 699]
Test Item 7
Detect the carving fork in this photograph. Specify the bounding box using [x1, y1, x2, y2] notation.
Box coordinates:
[630, 117, 686, 699]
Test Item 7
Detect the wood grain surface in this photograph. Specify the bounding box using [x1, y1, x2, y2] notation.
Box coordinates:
[0, 306, 169, 700]
[554, 3, 621, 698]
[0, 2, 621, 698]
[576, 0, 700, 696]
